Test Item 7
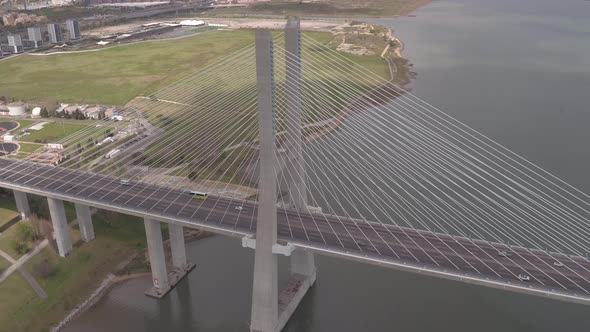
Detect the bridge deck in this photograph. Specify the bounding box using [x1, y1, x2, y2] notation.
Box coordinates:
[1, 158, 590, 305]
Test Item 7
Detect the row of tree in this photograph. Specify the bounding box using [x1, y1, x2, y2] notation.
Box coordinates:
[39, 107, 88, 120]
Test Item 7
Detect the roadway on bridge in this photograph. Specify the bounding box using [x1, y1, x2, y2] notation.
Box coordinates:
[1, 158, 590, 302]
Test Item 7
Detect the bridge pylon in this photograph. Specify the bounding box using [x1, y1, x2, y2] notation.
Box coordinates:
[284, 16, 317, 289]
[249, 19, 315, 332]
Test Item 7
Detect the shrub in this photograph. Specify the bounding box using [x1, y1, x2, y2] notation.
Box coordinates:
[16, 223, 35, 242]
[13, 240, 29, 255]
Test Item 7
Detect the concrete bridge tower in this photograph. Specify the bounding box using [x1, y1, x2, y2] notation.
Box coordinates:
[249, 18, 316, 332]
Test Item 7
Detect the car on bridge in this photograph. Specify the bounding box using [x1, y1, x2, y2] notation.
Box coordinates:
[517, 274, 531, 282]
[189, 191, 208, 200]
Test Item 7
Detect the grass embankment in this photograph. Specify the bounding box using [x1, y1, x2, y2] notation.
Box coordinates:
[207, 0, 431, 17]
[0, 210, 149, 332]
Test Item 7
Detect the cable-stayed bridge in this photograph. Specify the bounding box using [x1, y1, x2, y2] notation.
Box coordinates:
[1, 18, 590, 332]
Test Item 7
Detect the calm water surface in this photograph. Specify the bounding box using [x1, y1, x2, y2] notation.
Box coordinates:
[65, 1, 590, 331]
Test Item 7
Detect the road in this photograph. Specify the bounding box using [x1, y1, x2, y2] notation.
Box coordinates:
[1, 158, 590, 303]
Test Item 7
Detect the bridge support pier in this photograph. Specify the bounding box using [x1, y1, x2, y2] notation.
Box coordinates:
[144, 220, 195, 299]
[169, 224, 187, 268]
[13, 190, 30, 220]
[168, 223, 196, 276]
[74, 204, 95, 242]
[144, 218, 170, 296]
[47, 198, 72, 257]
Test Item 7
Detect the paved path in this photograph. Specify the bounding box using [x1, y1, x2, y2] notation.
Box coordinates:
[0, 240, 49, 298]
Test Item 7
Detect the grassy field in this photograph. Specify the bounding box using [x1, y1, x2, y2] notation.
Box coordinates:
[0, 255, 11, 272]
[0, 219, 44, 260]
[0, 30, 259, 105]
[0, 197, 18, 223]
[207, 0, 431, 17]
[17, 143, 44, 154]
[0, 211, 148, 332]
[0, 29, 389, 106]
[19, 123, 94, 144]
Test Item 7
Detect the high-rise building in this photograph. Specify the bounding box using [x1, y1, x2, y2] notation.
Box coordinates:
[27, 27, 43, 48]
[48, 23, 63, 44]
[66, 20, 81, 40]
[7, 35, 24, 54]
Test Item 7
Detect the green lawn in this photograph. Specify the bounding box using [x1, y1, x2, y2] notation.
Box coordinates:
[0, 211, 148, 332]
[17, 143, 43, 154]
[0, 196, 18, 225]
[0, 255, 11, 272]
[0, 30, 259, 105]
[19, 123, 93, 144]
[0, 273, 38, 330]
[0, 29, 389, 107]
[0, 220, 40, 260]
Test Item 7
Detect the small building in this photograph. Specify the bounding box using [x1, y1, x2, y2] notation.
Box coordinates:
[84, 106, 101, 119]
[48, 23, 63, 44]
[7, 34, 24, 54]
[66, 19, 81, 40]
[27, 27, 43, 48]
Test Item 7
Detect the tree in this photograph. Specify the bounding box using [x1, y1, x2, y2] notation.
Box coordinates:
[12, 240, 29, 255]
[16, 223, 34, 242]
[39, 98, 59, 113]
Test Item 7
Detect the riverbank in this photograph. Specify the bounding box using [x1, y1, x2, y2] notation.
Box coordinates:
[207, 0, 432, 18]
[50, 228, 213, 332]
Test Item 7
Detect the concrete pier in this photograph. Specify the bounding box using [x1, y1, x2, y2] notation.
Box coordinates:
[47, 198, 72, 257]
[144, 218, 170, 296]
[74, 204, 95, 242]
[290, 249, 317, 283]
[13, 190, 30, 220]
[144, 220, 195, 299]
[168, 223, 187, 268]
[250, 29, 279, 332]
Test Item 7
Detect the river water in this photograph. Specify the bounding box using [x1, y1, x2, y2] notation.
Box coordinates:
[64, 1, 590, 331]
